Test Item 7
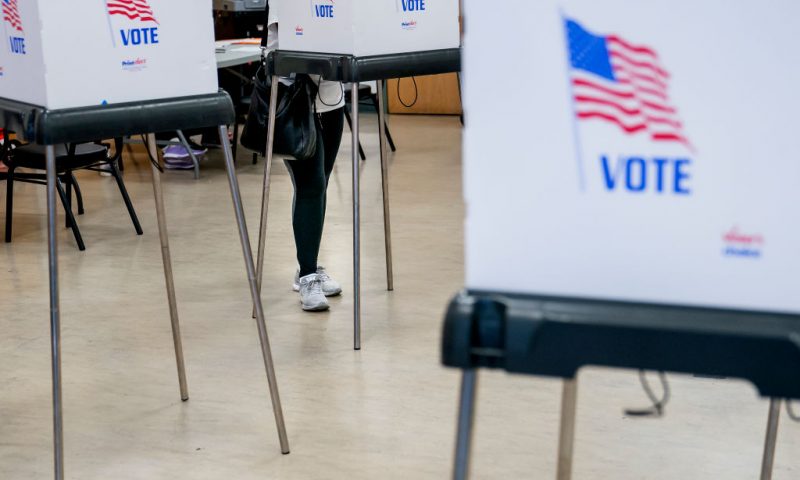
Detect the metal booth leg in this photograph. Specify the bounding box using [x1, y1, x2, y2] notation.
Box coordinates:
[175, 130, 200, 180]
[46, 145, 65, 480]
[146, 134, 190, 402]
[351, 82, 362, 350]
[453, 370, 479, 480]
[375, 79, 394, 292]
[760, 399, 782, 480]
[557, 379, 578, 480]
[254, 75, 280, 318]
[218, 125, 290, 454]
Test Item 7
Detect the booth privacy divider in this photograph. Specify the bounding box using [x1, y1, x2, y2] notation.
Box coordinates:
[445, 0, 800, 478]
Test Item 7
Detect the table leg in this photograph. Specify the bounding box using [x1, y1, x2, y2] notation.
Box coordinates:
[376, 79, 394, 292]
[453, 370, 478, 480]
[147, 134, 189, 402]
[351, 82, 362, 351]
[218, 125, 290, 454]
[254, 76, 280, 318]
[46, 145, 65, 480]
[760, 399, 782, 480]
[557, 379, 578, 480]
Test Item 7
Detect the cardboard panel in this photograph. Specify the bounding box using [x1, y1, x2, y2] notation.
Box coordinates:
[277, 0, 459, 56]
[0, 0, 218, 109]
[463, 0, 800, 314]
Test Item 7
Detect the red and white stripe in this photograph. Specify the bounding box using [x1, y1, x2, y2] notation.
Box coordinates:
[573, 34, 691, 148]
[107, 0, 158, 23]
[3, 0, 23, 32]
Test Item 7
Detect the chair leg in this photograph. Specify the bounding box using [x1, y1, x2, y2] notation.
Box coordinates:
[344, 107, 367, 161]
[109, 160, 143, 235]
[344, 106, 353, 130]
[63, 173, 73, 229]
[252, 152, 258, 165]
[71, 172, 84, 215]
[5, 166, 14, 243]
[384, 123, 397, 152]
[372, 92, 397, 152]
[56, 178, 85, 251]
[232, 121, 240, 161]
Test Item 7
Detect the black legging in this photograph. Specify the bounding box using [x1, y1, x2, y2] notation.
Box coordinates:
[285, 107, 345, 277]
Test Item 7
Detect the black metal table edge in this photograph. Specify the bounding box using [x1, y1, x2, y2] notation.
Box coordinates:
[0, 91, 235, 145]
[442, 290, 800, 400]
[267, 48, 462, 82]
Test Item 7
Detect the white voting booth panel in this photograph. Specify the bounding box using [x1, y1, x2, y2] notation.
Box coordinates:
[0, 0, 218, 109]
[277, 0, 459, 56]
[463, 0, 800, 314]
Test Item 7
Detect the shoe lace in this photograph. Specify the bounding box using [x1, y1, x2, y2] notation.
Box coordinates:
[304, 276, 323, 295]
[316, 268, 331, 282]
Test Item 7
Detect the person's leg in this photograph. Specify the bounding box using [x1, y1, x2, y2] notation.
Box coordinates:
[320, 107, 345, 221]
[285, 132, 327, 278]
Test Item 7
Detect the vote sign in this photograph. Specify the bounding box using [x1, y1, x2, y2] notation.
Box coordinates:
[463, 0, 800, 314]
[0, 0, 218, 109]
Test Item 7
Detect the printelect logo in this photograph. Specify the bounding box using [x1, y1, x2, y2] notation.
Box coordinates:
[722, 227, 764, 259]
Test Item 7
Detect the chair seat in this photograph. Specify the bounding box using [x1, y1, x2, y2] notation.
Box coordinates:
[10, 143, 108, 171]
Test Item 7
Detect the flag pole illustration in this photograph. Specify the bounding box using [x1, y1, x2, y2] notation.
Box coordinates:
[1, 8, 9, 54]
[105, 0, 117, 47]
[561, 10, 587, 191]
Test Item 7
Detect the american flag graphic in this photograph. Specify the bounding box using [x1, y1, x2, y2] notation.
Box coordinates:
[2, 0, 23, 32]
[107, 0, 158, 23]
[566, 19, 691, 148]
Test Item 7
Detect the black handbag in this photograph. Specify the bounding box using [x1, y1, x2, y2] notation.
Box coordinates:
[241, 64, 320, 161]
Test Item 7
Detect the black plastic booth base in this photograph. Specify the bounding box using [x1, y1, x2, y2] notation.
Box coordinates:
[267, 48, 461, 83]
[0, 92, 235, 144]
[443, 291, 800, 398]
[442, 290, 800, 480]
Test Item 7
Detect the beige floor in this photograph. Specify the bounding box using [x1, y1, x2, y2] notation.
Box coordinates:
[0, 115, 798, 479]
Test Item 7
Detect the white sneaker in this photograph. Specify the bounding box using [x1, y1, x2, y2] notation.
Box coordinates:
[298, 273, 330, 312]
[293, 266, 342, 297]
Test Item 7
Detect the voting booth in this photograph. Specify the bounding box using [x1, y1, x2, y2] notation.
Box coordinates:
[0, 0, 218, 109]
[445, 0, 800, 478]
[256, 1, 460, 350]
[0, 2, 289, 479]
[277, 0, 460, 56]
